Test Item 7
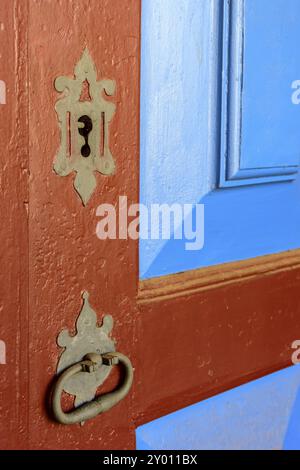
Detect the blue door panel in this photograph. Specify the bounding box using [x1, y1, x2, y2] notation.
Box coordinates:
[241, 0, 300, 170]
[141, 182, 300, 278]
[140, 0, 300, 279]
[136, 366, 300, 450]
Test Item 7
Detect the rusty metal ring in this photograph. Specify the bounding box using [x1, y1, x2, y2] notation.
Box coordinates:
[52, 352, 133, 425]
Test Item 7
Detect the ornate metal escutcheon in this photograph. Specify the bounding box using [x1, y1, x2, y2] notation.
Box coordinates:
[52, 292, 133, 425]
[54, 48, 116, 205]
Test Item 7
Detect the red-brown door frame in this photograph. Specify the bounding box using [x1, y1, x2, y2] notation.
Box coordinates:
[1, 0, 140, 450]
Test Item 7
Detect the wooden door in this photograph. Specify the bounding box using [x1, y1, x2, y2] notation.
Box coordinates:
[1, 0, 300, 450]
[0, 0, 140, 450]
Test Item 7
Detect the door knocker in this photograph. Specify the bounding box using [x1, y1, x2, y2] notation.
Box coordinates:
[51, 292, 133, 425]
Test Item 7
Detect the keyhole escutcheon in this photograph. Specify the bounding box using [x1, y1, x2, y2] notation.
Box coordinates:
[78, 115, 93, 158]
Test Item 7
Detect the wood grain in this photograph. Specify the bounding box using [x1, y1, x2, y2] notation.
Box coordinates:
[139, 249, 300, 303]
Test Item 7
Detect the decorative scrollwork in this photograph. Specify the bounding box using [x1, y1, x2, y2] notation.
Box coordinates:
[54, 48, 116, 205]
[56, 292, 115, 407]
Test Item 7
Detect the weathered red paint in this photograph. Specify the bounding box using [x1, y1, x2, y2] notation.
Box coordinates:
[0, 0, 140, 449]
[134, 267, 300, 425]
[0, 0, 29, 450]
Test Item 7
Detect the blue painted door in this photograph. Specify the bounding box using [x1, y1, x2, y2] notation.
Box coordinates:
[137, 366, 300, 450]
[138, 0, 300, 450]
[140, 0, 300, 278]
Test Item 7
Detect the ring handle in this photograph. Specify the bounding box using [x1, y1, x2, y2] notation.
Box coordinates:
[52, 352, 133, 425]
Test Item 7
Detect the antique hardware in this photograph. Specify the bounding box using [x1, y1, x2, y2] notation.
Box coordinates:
[52, 292, 133, 424]
[52, 351, 133, 425]
[54, 48, 116, 205]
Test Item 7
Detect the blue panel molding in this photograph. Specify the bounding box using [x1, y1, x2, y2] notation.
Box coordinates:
[220, 0, 300, 187]
[139, 0, 300, 279]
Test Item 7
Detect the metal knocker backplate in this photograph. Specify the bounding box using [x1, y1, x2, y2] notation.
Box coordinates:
[53, 292, 133, 425]
[56, 292, 116, 408]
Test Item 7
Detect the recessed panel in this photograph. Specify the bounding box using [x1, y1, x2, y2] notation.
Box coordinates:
[241, 0, 300, 170]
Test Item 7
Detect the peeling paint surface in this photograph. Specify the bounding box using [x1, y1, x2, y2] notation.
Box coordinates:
[0, 0, 140, 450]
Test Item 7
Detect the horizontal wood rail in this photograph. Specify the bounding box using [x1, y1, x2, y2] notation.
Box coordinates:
[138, 249, 300, 304]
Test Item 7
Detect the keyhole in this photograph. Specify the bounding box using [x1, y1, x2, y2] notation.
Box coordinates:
[78, 115, 93, 158]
